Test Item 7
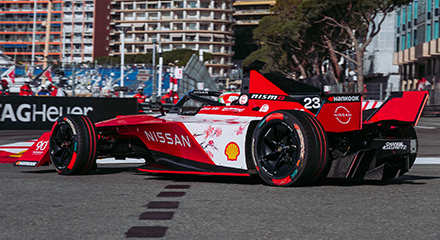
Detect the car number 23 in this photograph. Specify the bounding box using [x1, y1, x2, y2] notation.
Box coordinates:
[303, 97, 321, 109]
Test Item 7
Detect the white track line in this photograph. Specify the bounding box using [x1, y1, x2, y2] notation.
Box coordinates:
[415, 126, 437, 129]
[2, 141, 440, 164]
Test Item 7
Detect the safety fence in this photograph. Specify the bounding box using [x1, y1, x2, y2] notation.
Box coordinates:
[331, 81, 440, 116]
[0, 96, 138, 130]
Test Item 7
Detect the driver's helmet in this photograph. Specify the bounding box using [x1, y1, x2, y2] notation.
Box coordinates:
[218, 92, 240, 106]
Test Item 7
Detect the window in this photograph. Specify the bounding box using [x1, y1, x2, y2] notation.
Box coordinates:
[414, 1, 418, 18]
[435, 21, 439, 39]
[188, 2, 197, 8]
[402, 35, 406, 50]
[427, 24, 432, 42]
[414, 30, 417, 46]
[402, 9, 406, 22]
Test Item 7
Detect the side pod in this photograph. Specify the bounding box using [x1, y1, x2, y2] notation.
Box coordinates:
[14, 132, 51, 167]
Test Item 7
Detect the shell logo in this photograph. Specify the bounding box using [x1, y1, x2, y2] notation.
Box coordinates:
[225, 142, 240, 161]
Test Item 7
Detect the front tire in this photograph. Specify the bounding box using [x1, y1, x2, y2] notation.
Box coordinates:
[252, 110, 328, 186]
[50, 115, 97, 175]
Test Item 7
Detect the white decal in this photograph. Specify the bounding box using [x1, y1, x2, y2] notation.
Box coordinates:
[144, 131, 191, 147]
[334, 106, 352, 124]
[0, 104, 94, 123]
[239, 95, 248, 105]
[383, 142, 408, 151]
[331, 95, 360, 102]
[15, 161, 38, 166]
[35, 140, 49, 151]
[410, 139, 417, 153]
[221, 107, 245, 113]
[304, 97, 321, 109]
[259, 104, 269, 113]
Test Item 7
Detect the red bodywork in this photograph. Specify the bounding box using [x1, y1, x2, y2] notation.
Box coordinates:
[15, 70, 429, 180]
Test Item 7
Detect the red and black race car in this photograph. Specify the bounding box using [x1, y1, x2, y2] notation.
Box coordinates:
[15, 67, 428, 187]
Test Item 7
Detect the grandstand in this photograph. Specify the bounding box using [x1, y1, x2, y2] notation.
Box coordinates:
[1, 66, 173, 97]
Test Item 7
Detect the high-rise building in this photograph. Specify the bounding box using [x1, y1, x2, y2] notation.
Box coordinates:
[232, 0, 274, 61]
[61, 0, 112, 64]
[0, 0, 111, 66]
[109, 0, 235, 77]
[393, 0, 440, 89]
[0, 1, 63, 64]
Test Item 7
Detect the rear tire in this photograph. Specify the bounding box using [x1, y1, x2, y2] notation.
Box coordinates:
[252, 110, 328, 186]
[50, 115, 97, 175]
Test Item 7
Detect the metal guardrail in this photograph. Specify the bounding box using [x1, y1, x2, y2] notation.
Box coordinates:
[139, 102, 174, 113]
[422, 105, 440, 117]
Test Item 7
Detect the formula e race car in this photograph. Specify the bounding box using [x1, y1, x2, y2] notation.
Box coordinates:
[14, 68, 428, 186]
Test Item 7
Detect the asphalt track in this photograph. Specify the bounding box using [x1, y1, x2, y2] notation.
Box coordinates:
[1, 117, 440, 239]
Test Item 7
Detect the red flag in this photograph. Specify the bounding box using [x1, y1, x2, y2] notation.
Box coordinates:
[44, 67, 52, 82]
[8, 67, 15, 84]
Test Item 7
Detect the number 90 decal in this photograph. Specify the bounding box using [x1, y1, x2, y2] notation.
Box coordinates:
[303, 97, 321, 109]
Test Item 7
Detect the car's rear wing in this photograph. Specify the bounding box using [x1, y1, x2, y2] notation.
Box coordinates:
[363, 91, 428, 125]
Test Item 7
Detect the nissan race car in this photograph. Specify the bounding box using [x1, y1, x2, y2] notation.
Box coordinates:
[14, 68, 428, 186]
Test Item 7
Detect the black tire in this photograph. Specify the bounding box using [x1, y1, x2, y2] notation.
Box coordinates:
[50, 115, 97, 175]
[381, 126, 417, 180]
[252, 110, 329, 186]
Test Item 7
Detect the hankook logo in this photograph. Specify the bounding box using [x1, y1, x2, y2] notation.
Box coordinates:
[328, 96, 360, 102]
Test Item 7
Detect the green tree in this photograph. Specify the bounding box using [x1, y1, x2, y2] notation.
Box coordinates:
[301, 0, 412, 92]
[246, 0, 342, 80]
[246, 0, 412, 93]
[94, 49, 213, 67]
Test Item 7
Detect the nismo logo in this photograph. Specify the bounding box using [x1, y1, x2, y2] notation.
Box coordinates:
[250, 94, 286, 100]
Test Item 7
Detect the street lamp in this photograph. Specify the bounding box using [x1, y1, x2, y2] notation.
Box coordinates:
[116, 24, 131, 97]
[157, 43, 163, 98]
[152, 39, 157, 102]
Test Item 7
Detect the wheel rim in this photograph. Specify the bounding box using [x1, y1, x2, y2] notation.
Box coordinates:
[257, 122, 299, 178]
[51, 123, 75, 169]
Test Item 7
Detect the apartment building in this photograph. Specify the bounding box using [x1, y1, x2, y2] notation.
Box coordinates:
[0, 0, 111, 66]
[233, 0, 274, 25]
[0, 0, 63, 64]
[393, 0, 440, 87]
[232, 0, 274, 61]
[110, 0, 235, 77]
[62, 0, 112, 64]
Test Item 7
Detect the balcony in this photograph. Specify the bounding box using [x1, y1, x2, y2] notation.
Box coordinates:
[415, 42, 430, 59]
[83, 48, 93, 53]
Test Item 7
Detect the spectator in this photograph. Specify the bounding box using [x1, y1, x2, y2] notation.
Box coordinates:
[51, 83, 67, 97]
[170, 91, 179, 104]
[107, 89, 118, 98]
[161, 90, 172, 103]
[0, 79, 9, 95]
[19, 79, 34, 96]
[36, 82, 52, 96]
[133, 86, 147, 103]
